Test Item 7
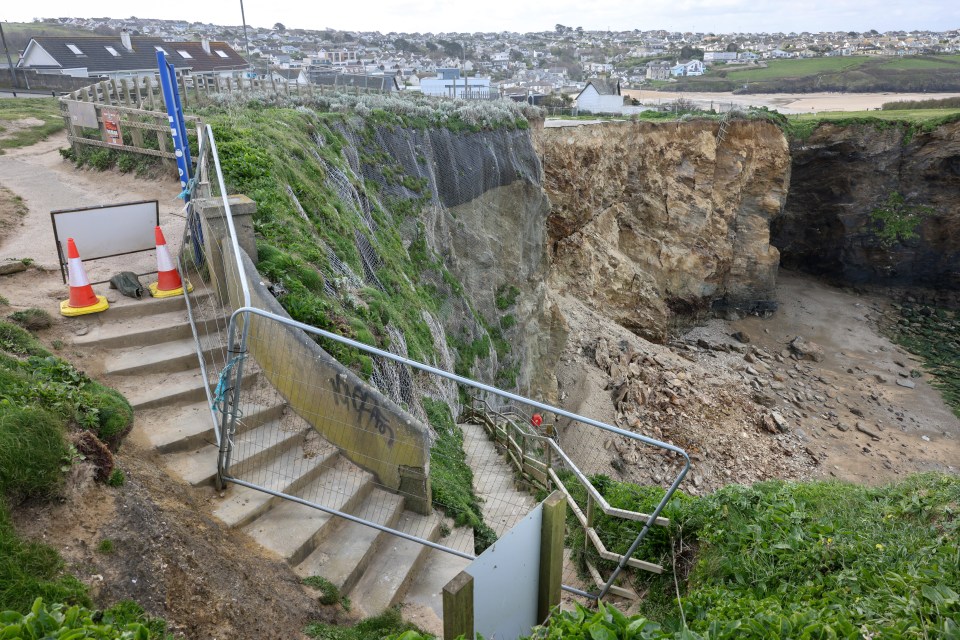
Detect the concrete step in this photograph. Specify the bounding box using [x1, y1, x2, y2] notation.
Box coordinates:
[94, 288, 216, 321]
[103, 336, 225, 377]
[213, 445, 339, 529]
[348, 510, 443, 617]
[163, 418, 310, 487]
[114, 368, 256, 411]
[402, 525, 475, 621]
[72, 308, 226, 349]
[136, 401, 286, 454]
[294, 487, 406, 594]
[243, 459, 375, 566]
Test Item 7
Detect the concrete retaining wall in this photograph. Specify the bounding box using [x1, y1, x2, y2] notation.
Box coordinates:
[219, 239, 432, 514]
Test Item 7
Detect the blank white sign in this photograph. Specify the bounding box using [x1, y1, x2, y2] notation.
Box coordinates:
[52, 201, 158, 261]
[465, 502, 542, 640]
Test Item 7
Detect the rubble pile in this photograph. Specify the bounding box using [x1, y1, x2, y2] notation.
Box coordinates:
[577, 335, 815, 495]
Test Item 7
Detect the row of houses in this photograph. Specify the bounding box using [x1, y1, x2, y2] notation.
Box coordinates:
[17, 31, 248, 80]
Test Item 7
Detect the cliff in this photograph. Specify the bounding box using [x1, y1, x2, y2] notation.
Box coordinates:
[774, 121, 960, 296]
[537, 119, 791, 341]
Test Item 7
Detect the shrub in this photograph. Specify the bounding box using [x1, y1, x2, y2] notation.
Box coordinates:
[116, 152, 138, 173]
[87, 148, 115, 171]
[77, 382, 134, 450]
[108, 468, 125, 487]
[8, 308, 53, 331]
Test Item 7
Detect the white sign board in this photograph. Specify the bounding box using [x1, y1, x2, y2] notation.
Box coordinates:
[51, 201, 159, 282]
[465, 502, 542, 640]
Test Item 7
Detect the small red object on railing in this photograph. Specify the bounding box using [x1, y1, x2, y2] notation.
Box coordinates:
[531, 413, 543, 428]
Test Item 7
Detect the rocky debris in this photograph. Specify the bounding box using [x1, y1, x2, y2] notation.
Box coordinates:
[731, 331, 751, 344]
[896, 379, 916, 389]
[789, 336, 825, 362]
[0, 261, 28, 275]
[855, 422, 882, 441]
[568, 332, 812, 496]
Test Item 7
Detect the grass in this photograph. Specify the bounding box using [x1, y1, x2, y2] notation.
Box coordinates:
[0, 97, 65, 154]
[423, 397, 498, 553]
[302, 575, 350, 608]
[305, 607, 423, 640]
[783, 109, 960, 141]
[555, 472, 960, 638]
[669, 54, 960, 93]
[0, 508, 90, 613]
[7, 307, 53, 331]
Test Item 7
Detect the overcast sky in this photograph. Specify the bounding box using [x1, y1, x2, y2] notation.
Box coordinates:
[4, 1, 959, 35]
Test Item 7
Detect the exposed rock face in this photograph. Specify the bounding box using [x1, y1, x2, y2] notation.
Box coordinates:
[537, 120, 791, 342]
[340, 124, 561, 400]
[774, 121, 960, 294]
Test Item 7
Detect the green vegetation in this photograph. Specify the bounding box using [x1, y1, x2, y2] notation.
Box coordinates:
[0, 98, 65, 154]
[0, 319, 135, 615]
[108, 468, 126, 487]
[884, 304, 960, 418]
[0, 598, 155, 639]
[783, 109, 960, 141]
[8, 307, 53, 331]
[97, 539, 115, 554]
[423, 397, 497, 553]
[495, 284, 521, 311]
[868, 191, 936, 247]
[667, 54, 960, 93]
[305, 607, 423, 640]
[302, 576, 350, 608]
[884, 96, 960, 110]
[554, 472, 960, 638]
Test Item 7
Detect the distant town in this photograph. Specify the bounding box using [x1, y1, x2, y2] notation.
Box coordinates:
[6, 16, 960, 108]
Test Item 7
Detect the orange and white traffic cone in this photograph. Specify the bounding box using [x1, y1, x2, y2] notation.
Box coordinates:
[149, 226, 192, 298]
[60, 238, 109, 317]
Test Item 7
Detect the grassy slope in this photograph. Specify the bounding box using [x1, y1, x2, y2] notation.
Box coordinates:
[556, 472, 960, 639]
[202, 97, 535, 544]
[0, 97, 65, 154]
[0, 321, 134, 613]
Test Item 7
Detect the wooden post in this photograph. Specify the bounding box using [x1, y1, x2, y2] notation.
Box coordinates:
[110, 79, 121, 104]
[538, 491, 566, 622]
[270, 73, 277, 95]
[584, 494, 596, 558]
[99, 81, 111, 105]
[144, 76, 155, 110]
[443, 571, 474, 640]
[121, 79, 132, 107]
[179, 72, 189, 109]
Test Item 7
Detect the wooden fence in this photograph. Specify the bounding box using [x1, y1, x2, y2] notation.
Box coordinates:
[59, 72, 393, 163]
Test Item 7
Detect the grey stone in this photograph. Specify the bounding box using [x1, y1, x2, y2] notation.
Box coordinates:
[896, 379, 916, 389]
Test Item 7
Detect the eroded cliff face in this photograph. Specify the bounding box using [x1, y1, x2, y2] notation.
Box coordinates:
[537, 120, 791, 341]
[774, 121, 960, 295]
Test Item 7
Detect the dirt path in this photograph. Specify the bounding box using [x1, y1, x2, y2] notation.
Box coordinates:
[0, 131, 186, 284]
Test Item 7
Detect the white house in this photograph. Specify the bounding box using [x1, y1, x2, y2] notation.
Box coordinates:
[670, 60, 705, 76]
[575, 78, 622, 114]
[420, 68, 492, 98]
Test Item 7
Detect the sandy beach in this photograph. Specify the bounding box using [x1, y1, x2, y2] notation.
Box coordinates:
[621, 89, 960, 114]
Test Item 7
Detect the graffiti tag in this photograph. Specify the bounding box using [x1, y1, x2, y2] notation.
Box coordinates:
[331, 374, 396, 447]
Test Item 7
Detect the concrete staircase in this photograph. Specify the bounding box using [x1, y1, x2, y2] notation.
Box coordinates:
[72, 291, 471, 619]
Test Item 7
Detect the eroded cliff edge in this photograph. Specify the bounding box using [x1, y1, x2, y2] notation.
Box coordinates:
[774, 121, 960, 297]
[536, 120, 791, 342]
